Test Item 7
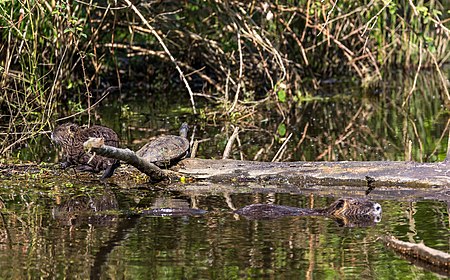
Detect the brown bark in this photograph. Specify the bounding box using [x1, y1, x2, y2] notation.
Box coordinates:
[83, 138, 450, 187]
[83, 137, 167, 180]
[383, 235, 450, 276]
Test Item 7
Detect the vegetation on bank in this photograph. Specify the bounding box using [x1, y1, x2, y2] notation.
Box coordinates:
[0, 0, 449, 156]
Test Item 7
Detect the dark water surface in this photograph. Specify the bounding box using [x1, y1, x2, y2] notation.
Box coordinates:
[0, 181, 448, 279]
[2, 71, 450, 278]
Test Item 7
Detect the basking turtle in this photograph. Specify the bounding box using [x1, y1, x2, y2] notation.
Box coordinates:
[234, 197, 382, 222]
[52, 123, 120, 178]
[136, 122, 190, 167]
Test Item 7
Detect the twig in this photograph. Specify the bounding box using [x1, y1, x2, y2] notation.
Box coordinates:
[318, 0, 338, 37]
[190, 139, 210, 159]
[222, 127, 240, 160]
[446, 125, 450, 162]
[428, 118, 450, 161]
[402, 41, 422, 107]
[236, 134, 244, 160]
[227, 29, 243, 114]
[272, 133, 293, 162]
[428, 49, 450, 102]
[56, 87, 118, 122]
[123, 0, 197, 114]
[278, 17, 309, 66]
[294, 123, 310, 151]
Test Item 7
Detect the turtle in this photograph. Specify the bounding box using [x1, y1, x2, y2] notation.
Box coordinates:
[136, 122, 190, 167]
[51, 123, 120, 179]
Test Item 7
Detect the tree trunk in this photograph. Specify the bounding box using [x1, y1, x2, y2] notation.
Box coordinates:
[175, 158, 450, 188]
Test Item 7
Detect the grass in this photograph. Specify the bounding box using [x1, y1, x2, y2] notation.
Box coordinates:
[0, 0, 448, 156]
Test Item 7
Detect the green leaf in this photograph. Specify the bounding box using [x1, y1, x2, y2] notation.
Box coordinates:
[277, 123, 286, 137]
[277, 89, 286, 103]
[64, 28, 74, 34]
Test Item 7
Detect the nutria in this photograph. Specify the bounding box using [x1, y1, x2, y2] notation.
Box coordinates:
[137, 197, 381, 227]
[52, 191, 119, 226]
[234, 197, 382, 221]
[52, 123, 120, 178]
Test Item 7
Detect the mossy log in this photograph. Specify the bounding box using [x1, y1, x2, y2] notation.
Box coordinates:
[83, 138, 450, 187]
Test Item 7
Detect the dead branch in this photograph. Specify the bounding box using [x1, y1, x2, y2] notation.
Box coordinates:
[83, 137, 167, 180]
[383, 235, 450, 276]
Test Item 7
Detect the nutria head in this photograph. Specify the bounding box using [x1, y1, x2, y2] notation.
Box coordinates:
[51, 123, 80, 147]
[325, 197, 382, 217]
[51, 123, 120, 178]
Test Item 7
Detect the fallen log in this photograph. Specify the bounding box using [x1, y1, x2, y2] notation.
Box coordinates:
[83, 138, 450, 187]
[175, 158, 450, 188]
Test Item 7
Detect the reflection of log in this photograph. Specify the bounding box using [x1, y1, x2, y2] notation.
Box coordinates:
[83, 139, 450, 187]
[83, 138, 167, 180]
[383, 235, 450, 276]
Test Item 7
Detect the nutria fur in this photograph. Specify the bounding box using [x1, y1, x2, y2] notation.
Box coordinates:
[234, 197, 382, 221]
[52, 123, 120, 178]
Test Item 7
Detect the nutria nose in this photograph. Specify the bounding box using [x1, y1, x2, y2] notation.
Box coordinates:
[373, 215, 382, 223]
[373, 203, 382, 215]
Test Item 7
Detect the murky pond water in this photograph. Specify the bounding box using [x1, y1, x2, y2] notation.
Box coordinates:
[0, 179, 448, 279]
[2, 71, 450, 278]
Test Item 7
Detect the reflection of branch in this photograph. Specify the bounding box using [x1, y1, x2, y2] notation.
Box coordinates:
[90, 216, 140, 280]
[0, 198, 12, 249]
[56, 86, 118, 122]
[383, 235, 450, 276]
[316, 105, 363, 160]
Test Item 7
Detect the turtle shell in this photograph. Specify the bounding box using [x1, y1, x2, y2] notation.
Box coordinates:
[136, 135, 189, 167]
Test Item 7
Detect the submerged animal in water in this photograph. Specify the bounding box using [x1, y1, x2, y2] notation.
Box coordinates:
[139, 197, 382, 227]
[52, 123, 120, 178]
[234, 197, 382, 226]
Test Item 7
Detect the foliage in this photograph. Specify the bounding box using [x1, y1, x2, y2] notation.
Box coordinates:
[0, 0, 449, 155]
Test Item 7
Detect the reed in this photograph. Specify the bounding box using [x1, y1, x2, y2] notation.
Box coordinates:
[0, 0, 448, 155]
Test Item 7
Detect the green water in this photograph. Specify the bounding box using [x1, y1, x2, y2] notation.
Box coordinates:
[2, 70, 450, 279]
[0, 184, 448, 279]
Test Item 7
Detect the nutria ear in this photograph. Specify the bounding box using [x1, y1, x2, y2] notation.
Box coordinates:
[67, 124, 78, 136]
[334, 199, 345, 209]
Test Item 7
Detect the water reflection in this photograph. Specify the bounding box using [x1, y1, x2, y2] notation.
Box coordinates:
[0, 185, 448, 279]
[52, 190, 119, 226]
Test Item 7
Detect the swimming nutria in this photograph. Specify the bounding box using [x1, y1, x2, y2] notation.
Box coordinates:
[234, 197, 382, 221]
[52, 123, 120, 178]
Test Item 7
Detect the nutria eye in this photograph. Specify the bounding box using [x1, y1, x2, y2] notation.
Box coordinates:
[373, 203, 382, 213]
[335, 200, 344, 209]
